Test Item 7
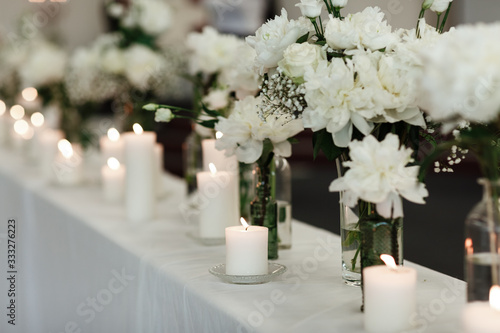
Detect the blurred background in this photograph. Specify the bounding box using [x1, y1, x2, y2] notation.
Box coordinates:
[0, 0, 498, 279]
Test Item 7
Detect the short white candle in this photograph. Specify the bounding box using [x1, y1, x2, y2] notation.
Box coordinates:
[99, 128, 124, 165]
[196, 163, 239, 239]
[225, 219, 268, 276]
[123, 123, 156, 223]
[53, 139, 84, 186]
[463, 285, 500, 333]
[39, 129, 64, 180]
[101, 157, 125, 203]
[363, 255, 417, 332]
[202, 137, 238, 172]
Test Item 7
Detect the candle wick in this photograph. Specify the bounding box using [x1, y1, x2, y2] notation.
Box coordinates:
[245, 226, 249, 231]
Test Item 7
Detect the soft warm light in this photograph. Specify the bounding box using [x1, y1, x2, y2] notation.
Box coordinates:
[490, 285, 500, 311]
[0, 100, 6, 116]
[10, 105, 25, 120]
[216, 131, 223, 139]
[209, 163, 217, 175]
[13, 120, 29, 136]
[58, 139, 74, 159]
[465, 238, 473, 255]
[22, 87, 38, 102]
[22, 127, 34, 140]
[240, 217, 249, 230]
[132, 123, 143, 135]
[30, 112, 44, 127]
[107, 128, 120, 141]
[380, 254, 398, 270]
[107, 157, 121, 170]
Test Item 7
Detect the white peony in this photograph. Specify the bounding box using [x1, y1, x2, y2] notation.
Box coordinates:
[418, 23, 500, 124]
[325, 7, 398, 51]
[246, 9, 312, 75]
[19, 40, 67, 88]
[295, 0, 324, 18]
[278, 42, 326, 79]
[329, 133, 428, 218]
[186, 26, 242, 75]
[155, 108, 174, 122]
[215, 96, 303, 163]
[123, 44, 164, 90]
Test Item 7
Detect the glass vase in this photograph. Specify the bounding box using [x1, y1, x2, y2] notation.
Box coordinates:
[182, 128, 203, 194]
[465, 179, 500, 302]
[250, 157, 278, 260]
[275, 156, 292, 249]
[239, 162, 254, 221]
[336, 158, 403, 286]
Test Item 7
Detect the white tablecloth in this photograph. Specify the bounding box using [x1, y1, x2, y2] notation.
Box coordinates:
[0, 147, 466, 333]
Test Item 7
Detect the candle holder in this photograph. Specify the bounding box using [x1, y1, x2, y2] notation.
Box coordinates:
[209, 263, 286, 284]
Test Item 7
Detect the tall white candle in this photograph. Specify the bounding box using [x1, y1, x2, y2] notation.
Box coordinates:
[202, 138, 238, 172]
[154, 143, 164, 198]
[363, 255, 417, 332]
[99, 128, 124, 165]
[53, 139, 84, 186]
[39, 129, 64, 180]
[123, 123, 156, 222]
[101, 157, 125, 203]
[226, 219, 268, 275]
[463, 285, 500, 333]
[196, 163, 239, 239]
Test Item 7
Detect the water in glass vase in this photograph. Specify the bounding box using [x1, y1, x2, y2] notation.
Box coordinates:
[277, 200, 291, 249]
[341, 222, 361, 286]
[466, 252, 500, 301]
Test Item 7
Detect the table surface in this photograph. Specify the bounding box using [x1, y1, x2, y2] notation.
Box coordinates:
[0, 147, 466, 333]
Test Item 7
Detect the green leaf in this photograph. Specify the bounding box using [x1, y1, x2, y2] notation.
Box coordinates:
[312, 129, 343, 160]
[201, 103, 222, 118]
[197, 119, 217, 129]
[296, 32, 309, 44]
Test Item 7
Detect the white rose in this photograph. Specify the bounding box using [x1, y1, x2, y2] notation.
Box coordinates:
[278, 43, 325, 79]
[123, 44, 164, 90]
[331, 0, 348, 7]
[295, 0, 324, 18]
[246, 9, 312, 74]
[429, 0, 452, 13]
[100, 47, 125, 75]
[203, 89, 230, 110]
[155, 108, 174, 122]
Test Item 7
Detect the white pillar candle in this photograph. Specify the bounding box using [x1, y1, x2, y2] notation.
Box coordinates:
[101, 157, 125, 203]
[26, 112, 45, 160]
[202, 138, 238, 172]
[154, 143, 164, 198]
[363, 255, 417, 332]
[53, 139, 84, 186]
[226, 220, 268, 275]
[39, 129, 64, 180]
[463, 285, 500, 333]
[123, 123, 156, 223]
[11, 119, 32, 152]
[196, 163, 239, 239]
[99, 128, 124, 165]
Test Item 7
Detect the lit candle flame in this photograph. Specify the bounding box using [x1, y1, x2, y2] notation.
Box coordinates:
[0, 100, 5, 116]
[10, 105, 25, 120]
[107, 128, 120, 141]
[22, 87, 38, 102]
[490, 285, 500, 311]
[209, 163, 217, 175]
[240, 217, 249, 231]
[107, 157, 120, 171]
[13, 120, 29, 136]
[465, 238, 473, 256]
[380, 254, 398, 270]
[58, 139, 74, 159]
[132, 123, 143, 135]
[30, 112, 44, 127]
[215, 131, 223, 139]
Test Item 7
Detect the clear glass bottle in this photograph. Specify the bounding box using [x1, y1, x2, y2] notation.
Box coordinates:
[465, 179, 500, 301]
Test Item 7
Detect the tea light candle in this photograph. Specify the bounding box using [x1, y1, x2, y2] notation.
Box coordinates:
[39, 129, 64, 180]
[17, 87, 41, 111]
[463, 285, 500, 333]
[363, 255, 417, 332]
[123, 123, 156, 222]
[225, 218, 268, 275]
[53, 139, 84, 186]
[202, 136, 238, 172]
[99, 128, 124, 165]
[196, 163, 239, 239]
[101, 157, 125, 203]
[12, 119, 33, 151]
